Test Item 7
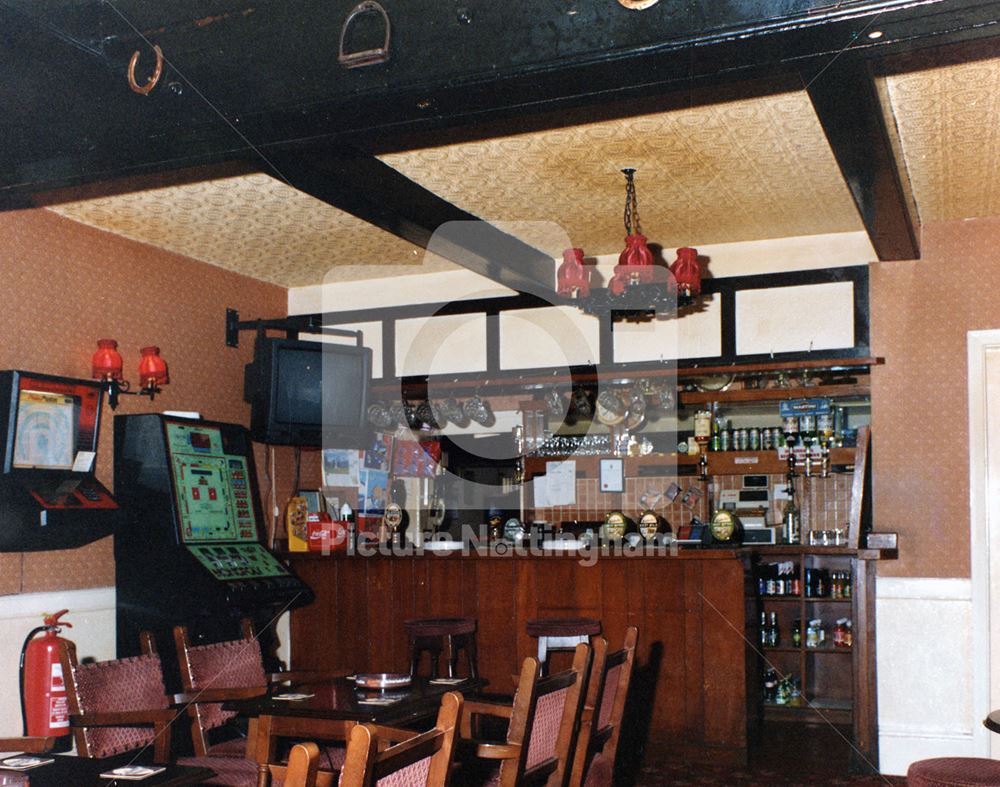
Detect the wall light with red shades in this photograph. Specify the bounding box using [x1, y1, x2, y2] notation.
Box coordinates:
[91, 339, 169, 409]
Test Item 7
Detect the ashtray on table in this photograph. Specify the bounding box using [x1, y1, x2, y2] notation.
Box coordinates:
[354, 672, 412, 690]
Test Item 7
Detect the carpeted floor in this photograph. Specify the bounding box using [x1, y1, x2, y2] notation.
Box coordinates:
[634, 760, 906, 786]
[631, 723, 907, 786]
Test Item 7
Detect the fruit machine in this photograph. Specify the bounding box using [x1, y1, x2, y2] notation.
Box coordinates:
[113, 413, 313, 691]
[0, 371, 119, 551]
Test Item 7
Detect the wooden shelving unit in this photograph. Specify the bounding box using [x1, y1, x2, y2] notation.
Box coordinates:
[753, 546, 885, 773]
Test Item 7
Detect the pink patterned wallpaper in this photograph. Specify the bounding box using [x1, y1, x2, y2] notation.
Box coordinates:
[871, 216, 1000, 578]
[0, 208, 287, 594]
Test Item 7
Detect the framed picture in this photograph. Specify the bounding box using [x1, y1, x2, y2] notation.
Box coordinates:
[599, 458, 624, 493]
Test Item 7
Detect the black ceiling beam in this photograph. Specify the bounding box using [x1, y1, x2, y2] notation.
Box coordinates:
[805, 58, 920, 261]
[2, 0, 999, 199]
[263, 144, 556, 297]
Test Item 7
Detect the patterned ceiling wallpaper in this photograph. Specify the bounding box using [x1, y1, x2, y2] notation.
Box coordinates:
[48, 173, 461, 287]
[379, 90, 863, 258]
[883, 40, 1000, 225]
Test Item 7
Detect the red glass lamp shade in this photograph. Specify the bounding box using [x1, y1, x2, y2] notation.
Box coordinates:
[557, 248, 591, 299]
[669, 247, 701, 299]
[609, 234, 657, 295]
[91, 339, 124, 381]
[137, 346, 168, 389]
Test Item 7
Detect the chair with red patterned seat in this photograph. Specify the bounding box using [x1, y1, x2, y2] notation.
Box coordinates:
[173, 619, 347, 772]
[58, 633, 258, 785]
[337, 691, 464, 787]
[567, 627, 638, 787]
[458, 643, 591, 787]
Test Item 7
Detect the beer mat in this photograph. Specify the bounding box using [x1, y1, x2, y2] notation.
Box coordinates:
[99, 765, 166, 780]
[272, 692, 315, 701]
[0, 755, 54, 770]
[356, 697, 401, 706]
[429, 677, 467, 685]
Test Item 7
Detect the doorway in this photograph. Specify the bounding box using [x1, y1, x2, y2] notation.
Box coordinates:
[967, 330, 1000, 756]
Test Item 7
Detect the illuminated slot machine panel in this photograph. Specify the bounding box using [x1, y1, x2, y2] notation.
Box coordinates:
[113, 414, 312, 685]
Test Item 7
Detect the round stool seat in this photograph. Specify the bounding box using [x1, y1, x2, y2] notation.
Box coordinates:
[404, 617, 477, 637]
[907, 757, 1000, 786]
[526, 617, 601, 638]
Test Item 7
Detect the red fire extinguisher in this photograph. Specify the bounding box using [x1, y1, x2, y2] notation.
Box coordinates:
[20, 610, 73, 746]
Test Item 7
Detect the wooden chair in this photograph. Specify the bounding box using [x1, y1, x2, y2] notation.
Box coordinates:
[459, 643, 591, 787]
[173, 620, 345, 759]
[567, 627, 638, 787]
[59, 632, 181, 764]
[58, 634, 259, 785]
[339, 691, 464, 787]
[284, 743, 321, 787]
[253, 691, 463, 787]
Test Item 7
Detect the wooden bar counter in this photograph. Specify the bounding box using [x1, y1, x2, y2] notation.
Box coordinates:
[286, 547, 753, 769]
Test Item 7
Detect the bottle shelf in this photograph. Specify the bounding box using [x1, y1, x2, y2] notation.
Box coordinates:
[763, 698, 853, 724]
[762, 646, 800, 654]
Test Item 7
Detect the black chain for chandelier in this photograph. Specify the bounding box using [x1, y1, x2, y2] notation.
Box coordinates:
[622, 168, 641, 236]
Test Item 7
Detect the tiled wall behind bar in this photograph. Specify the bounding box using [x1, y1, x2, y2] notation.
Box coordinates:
[528, 468, 854, 536]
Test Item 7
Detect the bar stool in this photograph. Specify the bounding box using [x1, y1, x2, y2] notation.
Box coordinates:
[526, 617, 601, 674]
[907, 758, 1000, 786]
[404, 617, 479, 679]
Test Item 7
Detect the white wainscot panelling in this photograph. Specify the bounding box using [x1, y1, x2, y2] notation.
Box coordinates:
[499, 307, 599, 370]
[612, 297, 722, 363]
[735, 281, 854, 356]
[0, 588, 116, 737]
[877, 577, 975, 775]
[396, 314, 487, 376]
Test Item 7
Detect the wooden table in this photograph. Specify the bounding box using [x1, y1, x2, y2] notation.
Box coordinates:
[0, 753, 213, 786]
[228, 675, 484, 784]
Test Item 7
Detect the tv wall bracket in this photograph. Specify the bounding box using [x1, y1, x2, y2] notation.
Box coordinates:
[225, 308, 363, 348]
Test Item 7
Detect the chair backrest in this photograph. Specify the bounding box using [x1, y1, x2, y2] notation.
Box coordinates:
[567, 627, 638, 787]
[339, 691, 464, 787]
[502, 642, 591, 787]
[59, 632, 171, 760]
[174, 620, 267, 753]
[284, 742, 322, 787]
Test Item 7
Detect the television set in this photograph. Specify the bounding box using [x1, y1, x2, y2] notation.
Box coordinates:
[244, 336, 372, 447]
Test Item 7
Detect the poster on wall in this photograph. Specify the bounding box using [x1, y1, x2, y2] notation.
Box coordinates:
[363, 434, 391, 471]
[392, 439, 441, 478]
[359, 469, 388, 515]
[322, 449, 360, 487]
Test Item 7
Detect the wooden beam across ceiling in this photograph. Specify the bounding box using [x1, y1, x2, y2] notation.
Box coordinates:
[805, 58, 920, 261]
[1, 0, 999, 199]
[263, 144, 557, 297]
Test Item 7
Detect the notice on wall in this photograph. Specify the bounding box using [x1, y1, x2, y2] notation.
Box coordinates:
[532, 460, 576, 508]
